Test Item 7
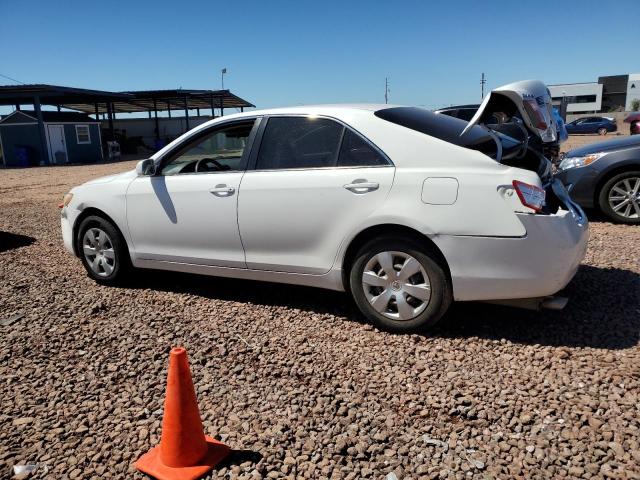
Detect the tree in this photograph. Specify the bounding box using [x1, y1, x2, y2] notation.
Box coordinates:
[632, 99, 640, 112]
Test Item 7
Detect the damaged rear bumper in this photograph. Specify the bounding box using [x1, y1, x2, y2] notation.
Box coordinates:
[435, 208, 589, 302]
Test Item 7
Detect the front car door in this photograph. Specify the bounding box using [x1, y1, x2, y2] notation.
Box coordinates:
[238, 115, 394, 274]
[126, 119, 258, 267]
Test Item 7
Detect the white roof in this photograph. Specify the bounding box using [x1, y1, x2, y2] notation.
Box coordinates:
[220, 103, 399, 121]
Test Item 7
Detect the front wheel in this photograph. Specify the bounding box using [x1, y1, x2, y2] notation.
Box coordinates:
[76, 215, 131, 284]
[349, 237, 452, 333]
[598, 171, 640, 224]
[597, 127, 608, 136]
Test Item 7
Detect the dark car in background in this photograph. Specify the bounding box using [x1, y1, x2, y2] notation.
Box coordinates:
[555, 135, 640, 223]
[565, 116, 617, 135]
[434, 104, 479, 121]
[435, 104, 568, 157]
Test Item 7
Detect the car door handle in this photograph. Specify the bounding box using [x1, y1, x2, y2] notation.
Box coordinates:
[344, 180, 379, 194]
[210, 184, 235, 197]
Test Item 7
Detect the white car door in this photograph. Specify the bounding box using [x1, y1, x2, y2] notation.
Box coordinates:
[238, 116, 394, 274]
[126, 119, 258, 267]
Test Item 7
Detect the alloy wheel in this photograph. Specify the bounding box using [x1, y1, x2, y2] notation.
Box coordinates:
[608, 177, 640, 219]
[82, 227, 116, 276]
[361, 251, 431, 321]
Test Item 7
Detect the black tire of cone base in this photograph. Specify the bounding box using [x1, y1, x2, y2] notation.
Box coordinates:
[598, 171, 640, 224]
[349, 236, 452, 333]
[76, 215, 132, 284]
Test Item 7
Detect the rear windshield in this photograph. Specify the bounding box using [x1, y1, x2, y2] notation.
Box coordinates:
[374, 106, 516, 158]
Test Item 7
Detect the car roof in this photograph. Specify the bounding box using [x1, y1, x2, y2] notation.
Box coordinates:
[151, 104, 404, 160]
[223, 103, 397, 120]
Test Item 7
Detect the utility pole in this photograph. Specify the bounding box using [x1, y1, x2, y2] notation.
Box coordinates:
[385, 77, 389, 104]
[480, 72, 486, 100]
[221, 68, 227, 90]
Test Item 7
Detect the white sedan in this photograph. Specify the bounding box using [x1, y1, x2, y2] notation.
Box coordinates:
[61, 87, 588, 332]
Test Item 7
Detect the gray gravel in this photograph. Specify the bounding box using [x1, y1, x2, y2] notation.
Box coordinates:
[1, 162, 639, 480]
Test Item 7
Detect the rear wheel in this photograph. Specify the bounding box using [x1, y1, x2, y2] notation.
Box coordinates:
[76, 215, 131, 284]
[349, 237, 452, 333]
[597, 127, 608, 136]
[598, 171, 640, 224]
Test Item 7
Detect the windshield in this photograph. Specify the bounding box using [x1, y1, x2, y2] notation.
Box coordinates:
[375, 106, 521, 161]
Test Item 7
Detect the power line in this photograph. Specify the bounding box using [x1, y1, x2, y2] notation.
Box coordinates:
[0, 73, 26, 85]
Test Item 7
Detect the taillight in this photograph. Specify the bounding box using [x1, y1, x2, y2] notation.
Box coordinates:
[512, 180, 545, 212]
[523, 99, 548, 130]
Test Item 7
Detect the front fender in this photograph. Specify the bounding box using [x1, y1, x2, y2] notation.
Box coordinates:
[66, 180, 134, 257]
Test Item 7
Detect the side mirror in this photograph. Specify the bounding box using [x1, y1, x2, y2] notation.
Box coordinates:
[135, 159, 156, 176]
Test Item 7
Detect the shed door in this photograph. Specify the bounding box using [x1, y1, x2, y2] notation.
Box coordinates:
[47, 125, 67, 164]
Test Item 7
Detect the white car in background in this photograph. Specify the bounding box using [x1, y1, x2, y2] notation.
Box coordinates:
[60, 81, 588, 332]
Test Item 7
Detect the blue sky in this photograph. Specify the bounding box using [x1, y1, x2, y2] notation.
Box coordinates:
[1, 0, 638, 114]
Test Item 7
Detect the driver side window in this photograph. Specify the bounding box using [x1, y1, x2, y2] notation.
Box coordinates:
[161, 121, 255, 175]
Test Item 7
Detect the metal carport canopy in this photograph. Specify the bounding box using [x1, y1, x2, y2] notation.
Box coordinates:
[111, 89, 255, 113]
[0, 84, 256, 162]
[0, 84, 254, 113]
[0, 84, 132, 111]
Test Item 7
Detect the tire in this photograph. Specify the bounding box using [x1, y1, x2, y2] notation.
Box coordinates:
[349, 237, 452, 333]
[76, 215, 131, 284]
[597, 171, 640, 224]
[597, 127, 608, 136]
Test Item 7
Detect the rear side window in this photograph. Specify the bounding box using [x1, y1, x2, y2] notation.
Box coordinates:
[338, 128, 388, 167]
[256, 116, 389, 169]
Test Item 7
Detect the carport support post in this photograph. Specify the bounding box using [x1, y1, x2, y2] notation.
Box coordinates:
[34, 96, 50, 165]
[107, 103, 115, 141]
[94, 103, 99, 121]
[240, 107, 244, 113]
[220, 98, 224, 117]
[183, 96, 190, 132]
[167, 101, 171, 118]
[210, 94, 215, 117]
[153, 99, 159, 140]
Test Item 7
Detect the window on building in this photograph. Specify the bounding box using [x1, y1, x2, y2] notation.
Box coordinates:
[75, 125, 91, 144]
[575, 95, 597, 104]
[562, 95, 597, 104]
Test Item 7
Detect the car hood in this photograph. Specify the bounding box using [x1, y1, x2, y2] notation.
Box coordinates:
[82, 169, 137, 186]
[566, 135, 640, 157]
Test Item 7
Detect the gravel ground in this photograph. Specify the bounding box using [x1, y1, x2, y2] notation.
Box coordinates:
[1, 161, 639, 480]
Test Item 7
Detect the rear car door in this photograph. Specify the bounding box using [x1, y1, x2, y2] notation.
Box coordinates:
[238, 115, 394, 274]
[126, 119, 258, 267]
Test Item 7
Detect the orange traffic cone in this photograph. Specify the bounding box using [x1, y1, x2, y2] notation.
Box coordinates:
[135, 347, 230, 480]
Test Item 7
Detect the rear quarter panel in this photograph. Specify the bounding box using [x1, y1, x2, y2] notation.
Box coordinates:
[337, 112, 537, 237]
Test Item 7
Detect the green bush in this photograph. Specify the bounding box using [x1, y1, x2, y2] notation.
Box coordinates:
[632, 99, 640, 112]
